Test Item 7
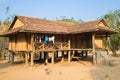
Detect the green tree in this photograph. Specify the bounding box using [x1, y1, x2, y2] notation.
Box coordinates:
[57, 16, 83, 24]
[0, 6, 13, 60]
[103, 10, 120, 56]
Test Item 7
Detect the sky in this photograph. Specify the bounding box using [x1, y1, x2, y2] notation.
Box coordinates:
[0, 0, 120, 22]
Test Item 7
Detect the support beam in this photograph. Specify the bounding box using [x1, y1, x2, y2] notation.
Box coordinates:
[31, 52, 34, 67]
[92, 33, 96, 64]
[25, 52, 29, 66]
[51, 52, 54, 64]
[68, 51, 71, 62]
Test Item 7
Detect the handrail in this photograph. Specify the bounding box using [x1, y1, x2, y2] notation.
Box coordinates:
[34, 42, 69, 50]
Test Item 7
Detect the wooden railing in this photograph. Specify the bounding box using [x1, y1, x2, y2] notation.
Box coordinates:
[34, 42, 69, 50]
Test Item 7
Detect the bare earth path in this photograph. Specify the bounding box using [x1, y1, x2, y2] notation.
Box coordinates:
[0, 58, 120, 80]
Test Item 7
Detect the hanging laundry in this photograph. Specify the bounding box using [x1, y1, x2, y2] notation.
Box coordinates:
[45, 36, 49, 44]
[38, 35, 41, 43]
[49, 36, 55, 44]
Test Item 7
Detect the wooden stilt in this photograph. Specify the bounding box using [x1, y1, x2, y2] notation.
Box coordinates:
[56, 51, 58, 58]
[85, 51, 88, 58]
[8, 52, 11, 63]
[11, 52, 14, 64]
[31, 52, 34, 67]
[28, 52, 31, 62]
[45, 52, 48, 64]
[68, 51, 71, 62]
[81, 51, 84, 57]
[61, 51, 64, 61]
[43, 52, 45, 62]
[39, 52, 42, 60]
[106, 34, 110, 55]
[92, 33, 96, 64]
[51, 52, 54, 64]
[25, 52, 29, 66]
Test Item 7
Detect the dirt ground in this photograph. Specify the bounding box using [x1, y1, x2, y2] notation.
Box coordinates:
[0, 55, 120, 80]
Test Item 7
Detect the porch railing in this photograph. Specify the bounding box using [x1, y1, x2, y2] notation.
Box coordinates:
[34, 42, 69, 50]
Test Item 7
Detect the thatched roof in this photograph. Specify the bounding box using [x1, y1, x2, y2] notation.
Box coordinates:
[1, 16, 117, 36]
[70, 20, 117, 34]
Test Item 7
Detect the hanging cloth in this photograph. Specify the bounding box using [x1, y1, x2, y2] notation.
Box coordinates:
[38, 35, 41, 43]
[45, 36, 49, 44]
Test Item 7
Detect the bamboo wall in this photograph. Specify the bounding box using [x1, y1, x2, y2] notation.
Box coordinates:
[9, 33, 32, 51]
[8, 33, 103, 51]
[95, 37, 103, 49]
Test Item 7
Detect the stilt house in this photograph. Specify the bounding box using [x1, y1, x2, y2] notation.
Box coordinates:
[1, 16, 117, 66]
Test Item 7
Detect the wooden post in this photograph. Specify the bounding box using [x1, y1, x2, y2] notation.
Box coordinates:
[15, 35, 17, 51]
[31, 52, 34, 67]
[61, 51, 64, 61]
[106, 34, 110, 54]
[45, 52, 48, 64]
[31, 33, 34, 67]
[11, 52, 14, 64]
[60, 43, 62, 49]
[39, 52, 42, 60]
[81, 51, 84, 57]
[31, 33, 34, 50]
[68, 51, 71, 62]
[92, 33, 96, 64]
[55, 51, 58, 58]
[85, 51, 88, 58]
[8, 52, 10, 63]
[51, 52, 54, 64]
[25, 52, 29, 66]
[25, 33, 28, 51]
[68, 39, 71, 49]
[68, 35, 71, 62]
[43, 43, 45, 50]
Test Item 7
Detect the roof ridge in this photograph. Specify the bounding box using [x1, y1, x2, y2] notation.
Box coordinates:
[16, 15, 75, 25]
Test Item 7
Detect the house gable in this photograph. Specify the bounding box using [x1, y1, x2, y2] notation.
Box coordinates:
[12, 18, 24, 29]
[98, 20, 108, 27]
[9, 16, 25, 30]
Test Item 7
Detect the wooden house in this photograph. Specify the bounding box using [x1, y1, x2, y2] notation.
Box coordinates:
[1, 16, 117, 66]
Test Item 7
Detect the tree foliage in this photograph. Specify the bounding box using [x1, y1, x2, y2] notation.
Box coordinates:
[103, 10, 120, 55]
[57, 16, 83, 24]
[0, 6, 13, 60]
